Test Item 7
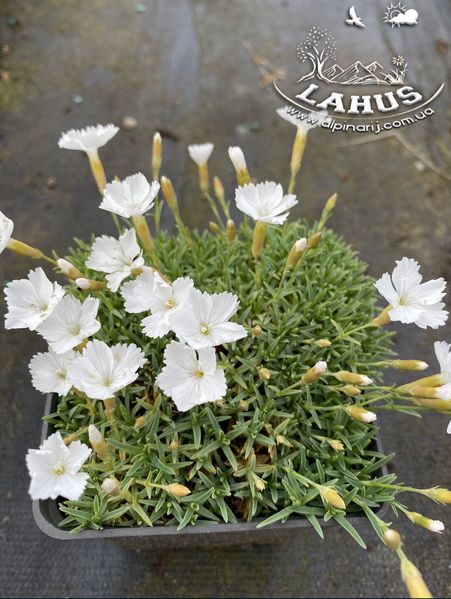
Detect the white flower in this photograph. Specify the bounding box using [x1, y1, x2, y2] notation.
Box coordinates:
[58, 124, 119, 153]
[141, 277, 194, 338]
[67, 339, 146, 400]
[277, 107, 331, 131]
[100, 173, 160, 218]
[0, 210, 13, 254]
[121, 268, 160, 313]
[26, 432, 91, 501]
[375, 258, 448, 330]
[434, 341, 451, 384]
[188, 143, 214, 166]
[428, 520, 445, 533]
[228, 146, 247, 172]
[447, 419, 451, 434]
[171, 288, 247, 349]
[86, 229, 144, 292]
[29, 349, 77, 396]
[37, 295, 100, 354]
[156, 341, 226, 411]
[235, 181, 298, 225]
[4, 267, 65, 331]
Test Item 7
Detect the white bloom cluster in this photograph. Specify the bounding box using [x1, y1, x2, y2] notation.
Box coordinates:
[121, 270, 248, 411]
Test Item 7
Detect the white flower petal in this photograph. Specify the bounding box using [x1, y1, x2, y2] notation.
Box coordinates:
[434, 341, 451, 383]
[67, 339, 145, 400]
[172, 288, 247, 349]
[29, 349, 77, 396]
[4, 267, 65, 331]
[26, 432, 91, 501]
[141, 313, 172, 338]
[121, 269, 160, 313]
[100, 173, 159, 218]
[375, 258, 448, 330]
[0, 210, 14, 254]
[58, 124, 119, 152]
[156, 341, 226, 411]
[37, 295, 100, 354]
[235, 181, 298, 225]
[188, 143, 214, 166]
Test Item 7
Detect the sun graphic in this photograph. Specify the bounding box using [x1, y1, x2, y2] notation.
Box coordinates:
[384, 2, 407, 27]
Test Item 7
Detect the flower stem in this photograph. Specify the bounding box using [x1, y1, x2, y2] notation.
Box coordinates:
[87, 149, 107, 194]
[203, 191, 224, 227]
[332, 321, 376, 342]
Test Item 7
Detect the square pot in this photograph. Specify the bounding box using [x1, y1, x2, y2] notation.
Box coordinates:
[33, 394, 388, 548]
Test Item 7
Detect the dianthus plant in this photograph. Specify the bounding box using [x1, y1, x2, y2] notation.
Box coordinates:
[2, 114, 450, 598]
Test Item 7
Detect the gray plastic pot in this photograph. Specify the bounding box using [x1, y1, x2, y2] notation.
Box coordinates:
[33, 394, 388, 547]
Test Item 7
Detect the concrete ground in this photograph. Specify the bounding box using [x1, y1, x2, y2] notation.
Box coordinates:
[0, 1, 450, 597]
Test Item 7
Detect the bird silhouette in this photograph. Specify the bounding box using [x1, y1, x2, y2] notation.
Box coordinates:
[346, 6, 366, 27]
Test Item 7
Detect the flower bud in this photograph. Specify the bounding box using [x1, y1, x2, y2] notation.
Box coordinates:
[134, 415, 146, 430]
[388, 359, 428, 372]
[209, 221, 220, 234]
[334, 371, 373, 386]
[301, 361, 327, 384]
[57, 258, 82, 280]
[226, 219, 236, 245]
[407, 511, 444, 533]
[213, 176, 225, 203]
[400, 555, 432, 599]
[102, 477, 120, 497]
[383, 528, 402, 550]
[345, 405, 377, 423]
[252, 221, 266, 259]
[324, 192, 337, 214]
[291, 128, 307, 177]
[314, 338, 332, 348]
[259, 367, 271, 381]
[88, 424, 109, 460]
[160, 176, 178, 212]
[169, 439, 179, 450]
[328, 439, 344, 452]
[253, 475, 266, 492]
[405, 385, 451, 401]
[228, 146, 250, 186]
[276, 434, 292, 447]
[7, 238, 44, 259]
[75, 277, 106, 291]
[307, 232, 321, 249]
[152, 132, 162, 179]
[285, 237, 307, 270]
[423, 487, 451, 504]
[321, 486, 346, 510]
[239, 399, 250, 411]
[251, 324, 263, 336]
[411, 398, 451, 411]
[342, 385, 362, 397]
[162, 483, 191, 497]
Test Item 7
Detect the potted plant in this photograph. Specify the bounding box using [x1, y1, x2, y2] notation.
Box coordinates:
[1, 111, 449, 598]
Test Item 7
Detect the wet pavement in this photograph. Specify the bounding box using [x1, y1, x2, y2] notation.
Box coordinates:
[0, 1, 450, 597]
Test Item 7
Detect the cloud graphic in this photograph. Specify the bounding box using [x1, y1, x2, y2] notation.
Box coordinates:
[389, 8, 419, 25]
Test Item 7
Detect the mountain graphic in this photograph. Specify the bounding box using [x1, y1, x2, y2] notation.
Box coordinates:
[322, 64, 344, 80]
[326, 60, 391, 85]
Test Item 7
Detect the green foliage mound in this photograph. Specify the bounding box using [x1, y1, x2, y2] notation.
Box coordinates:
[47, 219, 395, 542]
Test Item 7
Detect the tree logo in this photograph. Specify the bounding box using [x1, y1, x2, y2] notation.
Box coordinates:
[297, 27, 407, 85]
